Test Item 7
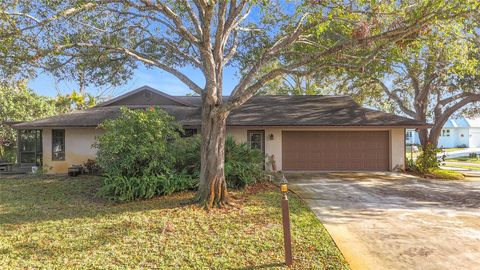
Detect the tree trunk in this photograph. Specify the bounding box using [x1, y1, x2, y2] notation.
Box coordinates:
[197, 97, 229, 209]
[418, 128, 429, 148]
[428, 126, 442, 147]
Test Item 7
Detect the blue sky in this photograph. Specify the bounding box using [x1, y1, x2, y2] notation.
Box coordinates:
[28, 64, 241, 98]
[26, 3, 298, 99]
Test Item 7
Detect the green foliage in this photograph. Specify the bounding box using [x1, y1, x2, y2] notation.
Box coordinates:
[168, 135, 201, 177]
[0, 81, 97, 162]
[224, 137, 265, 189]
[95, 108, 265, 201]
[416, 143, 444, 173]
[95, 107, 198, 201]
[0, 81, 56, 161]
[95, 107, 181, 178]
[407, 143, 444, 174]
[427, 168, 465, 180]
[55, 91, 96, 113]
[99, 171, 196, 202]
[168, 135, 266, 189]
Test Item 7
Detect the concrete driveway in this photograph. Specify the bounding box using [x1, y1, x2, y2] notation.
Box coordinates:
[287, 172, 480, 270]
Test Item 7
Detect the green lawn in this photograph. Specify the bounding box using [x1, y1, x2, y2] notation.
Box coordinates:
[444, 156, 480, 170]
[446, 157, 480, 163]
[443, 163, 480, 171]
[427, 168, 465, 180]
[0, 176, 348, 269]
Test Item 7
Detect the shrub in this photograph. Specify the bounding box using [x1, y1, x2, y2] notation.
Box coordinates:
[95, 107, 196, 201]
[415, 142, 443, 173]
[406, 158, 417, 171]
[169, 135, 201, 177]
[168, 135, 266, 189]
[95, 107, 181, 178]
[224, 137, 265, 188]
[99, 170, 197, 202]
[95, 107, 265, 201]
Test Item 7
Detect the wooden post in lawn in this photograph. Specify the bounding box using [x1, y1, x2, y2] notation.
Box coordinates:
[280, 175, 293, 266]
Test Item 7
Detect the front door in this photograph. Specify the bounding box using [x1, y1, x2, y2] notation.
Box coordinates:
[247, 130, 265, 153]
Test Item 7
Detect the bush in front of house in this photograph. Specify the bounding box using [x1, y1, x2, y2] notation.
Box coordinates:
[406, 142, 463, 180]
[407, 142, 444, 174]
[95, 107, 198, 201]
[414, 142, 444, 173]
[224, 136, 265, 188]
[99, 170, 197, 201]
[169, 135, 265, 189]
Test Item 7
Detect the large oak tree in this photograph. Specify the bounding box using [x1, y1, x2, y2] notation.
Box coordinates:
[323, 17, 480, 148]
[1, 0, 477, 208]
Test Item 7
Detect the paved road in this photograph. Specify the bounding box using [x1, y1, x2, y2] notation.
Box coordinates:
[287, 172, 480, 270]
[440, 147, 480, 158]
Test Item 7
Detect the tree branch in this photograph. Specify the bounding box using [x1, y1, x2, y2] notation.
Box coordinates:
[372, 78, 416, 117]
[62, 43, 204, 95]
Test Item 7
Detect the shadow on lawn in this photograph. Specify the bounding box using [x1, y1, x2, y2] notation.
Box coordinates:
[0, 176, 194, 225]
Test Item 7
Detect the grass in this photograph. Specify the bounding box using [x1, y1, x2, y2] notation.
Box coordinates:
[446, 157, 480, 163]
[427, 168, 465, 180]
[0, 175, 349, 270]
[444, 156, 480, 170]
[443, 164, 480, 171]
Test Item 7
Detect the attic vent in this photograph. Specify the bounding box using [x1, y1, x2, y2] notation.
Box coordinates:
[144, 91, 152, 99]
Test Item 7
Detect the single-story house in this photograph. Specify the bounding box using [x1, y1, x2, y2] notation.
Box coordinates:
[13, 86, 428, 174]
[406, 117, 480, 148]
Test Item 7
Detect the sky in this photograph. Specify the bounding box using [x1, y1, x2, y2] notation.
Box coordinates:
[25, 2, 298, 99]
[28, 64, 241, 99]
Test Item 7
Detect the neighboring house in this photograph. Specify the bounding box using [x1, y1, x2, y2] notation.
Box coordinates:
[13, 86, 428, 174]
[406, 117, 480, 148]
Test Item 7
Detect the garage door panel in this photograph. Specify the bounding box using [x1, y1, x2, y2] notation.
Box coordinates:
[282, 131, 389, 171]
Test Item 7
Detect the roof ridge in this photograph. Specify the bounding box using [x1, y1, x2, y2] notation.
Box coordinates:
[95, 85, 195, 107]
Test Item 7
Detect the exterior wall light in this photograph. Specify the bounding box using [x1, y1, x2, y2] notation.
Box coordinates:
[280, 175, 288, 193]
[269, 133, 274, 140]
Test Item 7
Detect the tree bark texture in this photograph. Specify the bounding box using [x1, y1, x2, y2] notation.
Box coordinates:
[197, 97, 229, 209]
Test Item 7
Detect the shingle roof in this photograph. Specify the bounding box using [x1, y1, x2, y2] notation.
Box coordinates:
[13, 93, 429, 129]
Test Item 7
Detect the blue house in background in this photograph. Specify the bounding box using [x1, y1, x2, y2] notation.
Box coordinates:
[407, 116, 480, 148]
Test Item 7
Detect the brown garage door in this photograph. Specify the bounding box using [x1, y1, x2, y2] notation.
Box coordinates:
[282, 131, 390, 171]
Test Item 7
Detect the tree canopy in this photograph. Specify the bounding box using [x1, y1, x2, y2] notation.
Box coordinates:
[314, 13, 480, 147]
[0, 81, 97, 161]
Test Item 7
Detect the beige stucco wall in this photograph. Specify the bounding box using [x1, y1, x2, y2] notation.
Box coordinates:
[228, 127, 406, 172]
[43, 126, 405, 174]
[43, 128, 103, 174]
[390, 128, 406, 171]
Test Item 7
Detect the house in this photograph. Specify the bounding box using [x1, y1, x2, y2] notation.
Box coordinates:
[406, 117, 480, 148]
[13, 86, 428, 174]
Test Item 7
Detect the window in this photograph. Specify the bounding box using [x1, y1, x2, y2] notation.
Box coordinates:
[18, 129, 42, 164]
[182, 128, 197, 137]
[247, 130, 265, 153]
[441, 129, 451, 137]
[406, 131, 413, 140]
[52, 129, 65, 161]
